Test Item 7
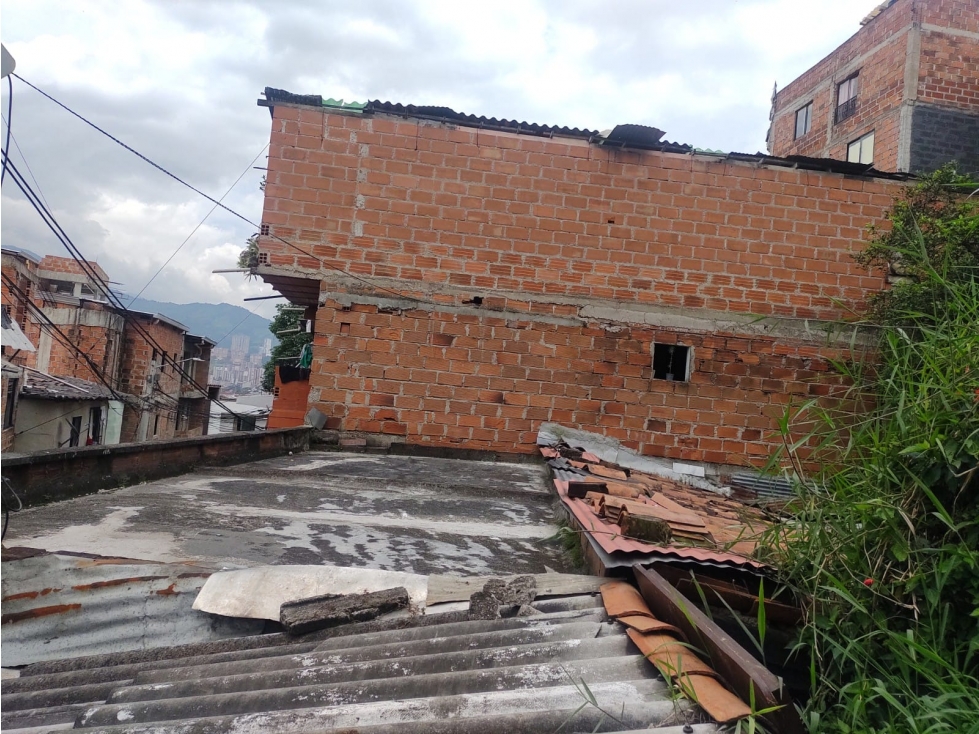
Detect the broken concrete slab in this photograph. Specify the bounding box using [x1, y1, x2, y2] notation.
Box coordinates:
[426, 572, 604, 605]
[192, 565, 427, 621]
[280, 586, 411, 635]
[468, 576, 539, 620]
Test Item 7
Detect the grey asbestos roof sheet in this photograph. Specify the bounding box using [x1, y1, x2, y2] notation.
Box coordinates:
[2, 593, 718, 734]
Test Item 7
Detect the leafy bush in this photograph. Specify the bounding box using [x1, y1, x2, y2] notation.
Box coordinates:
[762, 169, 979, 733]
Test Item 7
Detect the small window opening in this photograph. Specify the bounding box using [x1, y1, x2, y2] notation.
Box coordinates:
[652, 344, 690, 382]
[68, 416, 83, 447]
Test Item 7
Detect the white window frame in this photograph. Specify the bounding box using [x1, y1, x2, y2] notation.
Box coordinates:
[847, 131, 875, 165]
[794, 102, 813, 139]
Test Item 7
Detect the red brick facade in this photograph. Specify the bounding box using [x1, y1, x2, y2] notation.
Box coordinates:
[769, 0, 979, 173]
[117, 315, 188, 442]
[257, 102, 909, 465]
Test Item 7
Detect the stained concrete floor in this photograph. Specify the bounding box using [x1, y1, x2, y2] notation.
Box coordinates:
[6, 451, 573, 576]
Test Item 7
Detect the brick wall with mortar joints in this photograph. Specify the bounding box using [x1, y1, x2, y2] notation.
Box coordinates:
[260, 106, 906, 323]
[306, 300, 852, 466]
[917, 25, 979, 112]
[118, 317, 186, 441]
[37, 255, 110, 283]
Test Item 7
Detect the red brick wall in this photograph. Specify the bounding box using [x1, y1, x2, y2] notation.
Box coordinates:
[118, 316, 186, 441]
[307, 300, 849, 465]
[262, 108, 902, 321]
[918, 5, 979, 113]
[259, 104, 905, 464]
[37, 255, 110, 283]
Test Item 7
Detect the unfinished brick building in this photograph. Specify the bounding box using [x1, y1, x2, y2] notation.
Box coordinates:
[253, 90, 914, 467]
[768, 0, 979, 174]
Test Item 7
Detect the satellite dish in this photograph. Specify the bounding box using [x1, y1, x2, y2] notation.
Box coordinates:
[1, 45, 16, 79]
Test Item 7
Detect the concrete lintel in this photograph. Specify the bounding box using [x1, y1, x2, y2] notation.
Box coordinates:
[577, 304, 871, 344]
[324, 291, 875, 346]
[324, 293, 584, 329]
[41, 307, 125, 331]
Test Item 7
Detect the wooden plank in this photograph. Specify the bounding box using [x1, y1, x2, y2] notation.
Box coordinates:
[634, 566, 804, 734]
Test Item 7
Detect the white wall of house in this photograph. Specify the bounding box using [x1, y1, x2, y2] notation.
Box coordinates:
[13, 398, 116, 453]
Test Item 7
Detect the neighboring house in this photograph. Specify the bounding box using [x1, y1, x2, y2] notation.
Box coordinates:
[13, 369, 125, 453]
[1, 304, 36, 451]
[177, 334, 218, 437]
[768, 0, 979, 174]
[0, 249, 218, 448]
[251, 89, 912, 467]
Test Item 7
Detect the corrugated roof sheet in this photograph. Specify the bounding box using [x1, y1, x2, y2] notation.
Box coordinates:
[541, 437, 769, 571]
[2, 592, 721, 734]
[0, 551, 263, 668]
[19, 370, 119, 401]
[365, 100, 599, 139]
[1, 308, 35, 352]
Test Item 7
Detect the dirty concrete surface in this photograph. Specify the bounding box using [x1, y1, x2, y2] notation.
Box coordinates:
[5, 452, 573, 575]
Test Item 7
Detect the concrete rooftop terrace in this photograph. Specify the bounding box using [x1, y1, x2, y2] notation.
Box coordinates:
[5, 451, 574, 576]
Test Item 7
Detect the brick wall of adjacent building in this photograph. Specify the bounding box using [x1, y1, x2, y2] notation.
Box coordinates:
[257, 103, 908, 464]
[769, 0, 979, 173]
[118, 316, 186, 442]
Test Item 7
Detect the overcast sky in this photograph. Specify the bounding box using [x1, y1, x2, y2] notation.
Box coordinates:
[1, 0, 870, 319]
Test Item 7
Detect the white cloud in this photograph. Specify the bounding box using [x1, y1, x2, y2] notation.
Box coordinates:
[2, 0, 875, 319]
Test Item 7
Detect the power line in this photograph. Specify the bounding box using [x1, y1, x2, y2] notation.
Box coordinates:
[1, 154, 249, 421]
[13, 73, 429, 306]
[1, 111, 49, 209]
[1, 75, 11, 184]
[127, 143, 269, 306]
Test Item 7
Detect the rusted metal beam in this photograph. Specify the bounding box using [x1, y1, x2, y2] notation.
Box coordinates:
[633, 565, 804, 734]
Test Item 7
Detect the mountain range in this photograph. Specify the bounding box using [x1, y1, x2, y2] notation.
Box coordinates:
[127, 297, 274, 349]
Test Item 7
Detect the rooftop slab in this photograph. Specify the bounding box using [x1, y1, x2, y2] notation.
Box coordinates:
[5, 451, 573, 576]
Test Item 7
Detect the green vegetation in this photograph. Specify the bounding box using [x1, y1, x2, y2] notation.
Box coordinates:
[761, 168, 979, 733]
[262, 303, 312, 391]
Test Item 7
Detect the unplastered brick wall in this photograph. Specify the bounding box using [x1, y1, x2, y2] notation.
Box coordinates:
[37, 255, 110, 282]
[307, 301, 849, 466]
[261, 107, 905, 321]
[118, 316, 186, 441]
[38, 314, 122, 386]
[917, 18, 979, 112]
[769, 0, 913, 165]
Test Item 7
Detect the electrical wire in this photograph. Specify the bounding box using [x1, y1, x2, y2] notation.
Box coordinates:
[127, 143, 269, 306]
[1, 154, 249, 421]
[1, 75, 11, 185]
[12, 73, 429, 306]
[1, 112, 48, 209]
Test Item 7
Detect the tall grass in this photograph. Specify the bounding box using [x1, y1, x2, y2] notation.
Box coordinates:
[760, 194, 979, 732]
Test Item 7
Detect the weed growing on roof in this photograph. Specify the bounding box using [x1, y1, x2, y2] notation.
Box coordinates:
[760, 168, 979, 733]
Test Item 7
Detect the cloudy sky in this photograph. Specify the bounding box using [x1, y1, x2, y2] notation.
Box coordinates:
[1, 0, 870, 318]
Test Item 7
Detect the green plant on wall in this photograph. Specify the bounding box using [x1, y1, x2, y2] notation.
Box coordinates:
[760, 167, 979, 733]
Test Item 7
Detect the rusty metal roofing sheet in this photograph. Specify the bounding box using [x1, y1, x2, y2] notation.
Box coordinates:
[1, 592, 722, 734]
[1, 551, 263, 667]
